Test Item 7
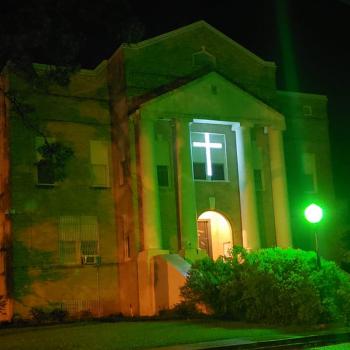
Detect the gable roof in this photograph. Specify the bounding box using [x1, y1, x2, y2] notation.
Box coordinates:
[124, 21, 274, 68]
[116, 21, 277, 104]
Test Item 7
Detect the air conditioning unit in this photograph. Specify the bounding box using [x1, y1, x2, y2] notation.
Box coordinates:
[81, 255, 100, 265]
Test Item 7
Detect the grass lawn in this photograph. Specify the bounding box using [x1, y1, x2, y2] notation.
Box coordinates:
[0, 320, 348, 350]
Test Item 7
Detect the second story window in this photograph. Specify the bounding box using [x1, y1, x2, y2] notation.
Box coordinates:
[302, 152, 318, 193]
[191, 132, 227, 181]
[36, 137, 55, 186]
[90, 140, 110, 188]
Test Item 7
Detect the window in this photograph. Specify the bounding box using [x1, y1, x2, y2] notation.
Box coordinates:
[303, 105, 313, 116]
[193, 162, 206, 180]
[155, 135, 171, 188]
[36, 137, 55, 185]
[192, 46, 216, 69]
[59, 216, 99, 265]
[58, 299, 101, 317]
[302, 153, 317, 193]
[124, 236, 131, 259]
[90, 141, 110, 187]
[157, 165, 169, 187]
[191, 132, 227, 181]
[121, 214, 131, 260]
[254, 169, 264, 191]
[252, 142, 265, 191]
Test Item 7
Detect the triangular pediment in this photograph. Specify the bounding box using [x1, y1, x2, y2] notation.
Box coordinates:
[141, 72, 284, 128]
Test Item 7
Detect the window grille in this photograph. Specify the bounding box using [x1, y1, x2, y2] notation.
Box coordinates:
[59, 299, 101, 317]
[59, 216, 99, 264]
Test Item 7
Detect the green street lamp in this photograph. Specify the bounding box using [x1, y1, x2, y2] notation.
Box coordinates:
[304, 203, 323, 268]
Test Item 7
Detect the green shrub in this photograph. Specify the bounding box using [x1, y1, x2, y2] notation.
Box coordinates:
[30, 307, 50, 324]
[181, 247, 350, 325]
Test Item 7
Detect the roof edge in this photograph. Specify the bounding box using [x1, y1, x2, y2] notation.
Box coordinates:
[122, 20, 275, 67]
[32, 60, 108, 78]
[277, 90, 328, 101]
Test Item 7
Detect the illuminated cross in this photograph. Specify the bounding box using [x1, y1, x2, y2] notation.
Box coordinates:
[193, 133, 222, 176]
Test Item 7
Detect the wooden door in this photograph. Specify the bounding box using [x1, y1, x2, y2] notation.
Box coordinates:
[197, 219, 212, 257]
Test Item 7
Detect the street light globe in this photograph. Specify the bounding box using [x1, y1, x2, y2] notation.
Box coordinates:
[304, 204, 323, 224]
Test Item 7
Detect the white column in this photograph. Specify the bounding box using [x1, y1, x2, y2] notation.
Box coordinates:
[235, 124, 261, 250]
[176, 119, 198, 253]
[137, 116, 170, 316]
[268, 127, 292, 247]
[138, 117, 162, 250]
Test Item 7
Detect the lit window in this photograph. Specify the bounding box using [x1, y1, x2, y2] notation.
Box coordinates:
[191, 132, 227, 181]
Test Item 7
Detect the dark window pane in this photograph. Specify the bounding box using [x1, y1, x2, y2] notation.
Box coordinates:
[211, 163, 225, 180]
[37, 160, 55, 185]
[193, 162, 206, 180]
[254, 169, 263, 190]
[157, 165, 169, 187]
[303, 174, 315, 192]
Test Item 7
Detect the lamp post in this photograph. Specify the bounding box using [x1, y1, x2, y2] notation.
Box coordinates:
[304, 203, 323, 269]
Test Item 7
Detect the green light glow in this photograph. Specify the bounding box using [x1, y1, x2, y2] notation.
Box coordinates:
[304, 204, 323, 224]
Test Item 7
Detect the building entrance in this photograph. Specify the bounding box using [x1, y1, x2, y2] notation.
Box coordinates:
[197, 211, 233, 260]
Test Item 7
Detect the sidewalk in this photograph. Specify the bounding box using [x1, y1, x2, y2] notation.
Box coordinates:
[149, 331, 350, 350]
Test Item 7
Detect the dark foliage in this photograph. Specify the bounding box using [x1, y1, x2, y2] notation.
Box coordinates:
[30, 307, 68, 324]
[36, 141, 74, 182]
[181, 246, 350, 325]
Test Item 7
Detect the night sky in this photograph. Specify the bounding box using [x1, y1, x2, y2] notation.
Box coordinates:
[2, 0, 350, 199]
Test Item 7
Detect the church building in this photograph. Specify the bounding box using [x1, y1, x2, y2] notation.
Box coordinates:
[0, 21, 335, 321]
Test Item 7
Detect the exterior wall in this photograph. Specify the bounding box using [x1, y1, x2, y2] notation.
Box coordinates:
[276, 91, 335, 256]
[0, 73, 12, 321]
[138, 71, 286, 257]
[1, 22, 337, 319]
[107, 48, 142, 314]
[8, 67, 119, 317]
[123, 22, 276, 103]
[191, 123, 242, 246]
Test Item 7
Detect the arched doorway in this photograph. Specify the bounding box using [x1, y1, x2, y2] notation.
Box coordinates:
[197, 211, 233, 260]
